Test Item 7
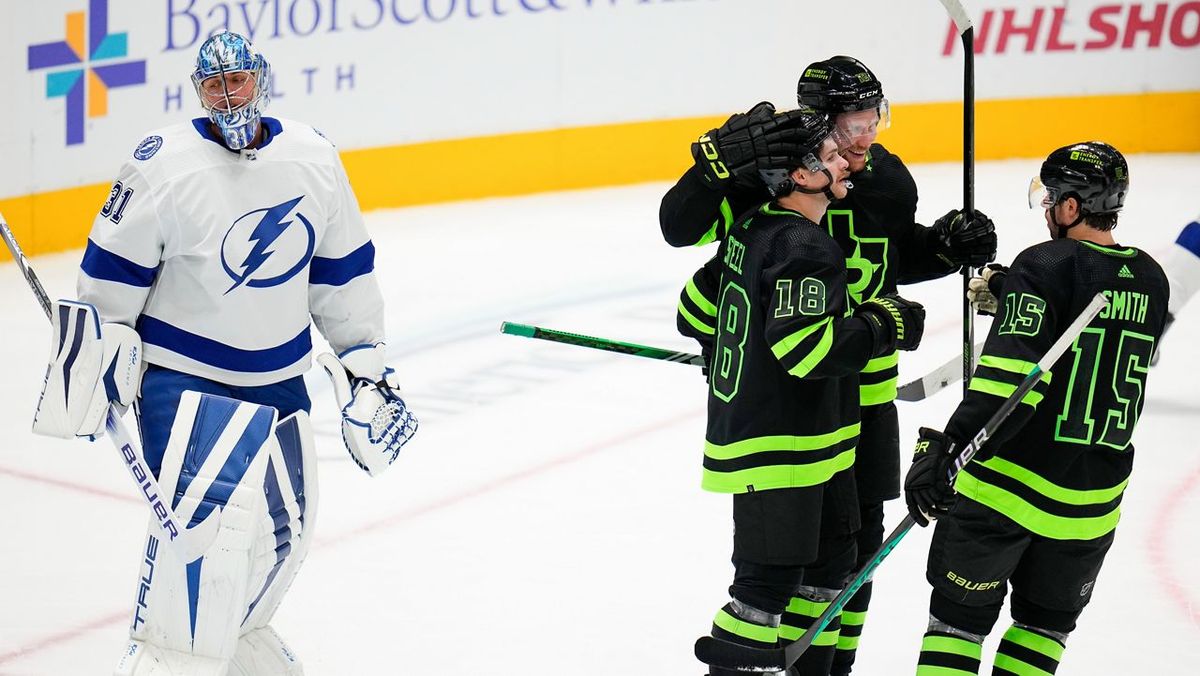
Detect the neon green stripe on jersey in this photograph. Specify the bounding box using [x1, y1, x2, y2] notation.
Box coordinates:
[678, 300, 715, 335]
[968, 377, 1044, 407]
[684, 278, 717, 316]
[956, 470, 1122, 540]
[701, 448, 855, 492]
[862, 351, 898, 373]
[787, 320, 834, 378]
[694, 198, 735, 247]
[704, 422, 861, 460]
[859, 378, 898, 406]
[976, 457, 1129, 505]
[978, 355, 1052, 384]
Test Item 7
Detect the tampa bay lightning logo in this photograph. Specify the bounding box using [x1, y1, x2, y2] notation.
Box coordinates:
[220, 196, 315, 294]
[133, 135, 162, 160]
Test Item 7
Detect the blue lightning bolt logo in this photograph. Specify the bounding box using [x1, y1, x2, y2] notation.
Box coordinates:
[220, 196, 315, 294]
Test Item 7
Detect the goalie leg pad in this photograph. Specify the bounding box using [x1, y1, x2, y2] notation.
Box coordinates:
[127, 391, 279, 668]
[242, 411, 319, 631]
[34, 300, 142, 439]
[228, 627, 304, 675]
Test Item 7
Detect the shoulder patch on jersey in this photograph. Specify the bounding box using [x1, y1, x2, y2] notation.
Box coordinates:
[133, 135, 163, 161]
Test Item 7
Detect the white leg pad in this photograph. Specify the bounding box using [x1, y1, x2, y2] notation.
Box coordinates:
[120, 391, 280, 673]
[242, 411, 319, 631]
[228, 627, 304, 676]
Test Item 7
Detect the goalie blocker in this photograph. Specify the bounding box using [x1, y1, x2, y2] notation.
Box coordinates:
[33, 300, 142, 439]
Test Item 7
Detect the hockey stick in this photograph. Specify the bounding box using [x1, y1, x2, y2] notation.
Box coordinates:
[694, 291, 1110, 672]
[500, 321, 705, 367]
[0, 215, 219, 563]
[896, 340, 984, 402]
[938, 0, 977, 396]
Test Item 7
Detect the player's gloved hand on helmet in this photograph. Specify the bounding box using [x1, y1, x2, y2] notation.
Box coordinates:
[854, 293, 926, 355]
[967, 264, 1009, 316]
[904, 427, 960, 527]
[933, 209, 998, 269]
[691, 102, 816, 190]
[318, 343, 418, 477]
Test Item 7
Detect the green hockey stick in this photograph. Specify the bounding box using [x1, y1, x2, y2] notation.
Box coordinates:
[500, 322, 705, 367]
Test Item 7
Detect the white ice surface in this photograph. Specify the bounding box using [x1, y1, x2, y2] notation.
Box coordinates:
[1, 154, 1199, 675]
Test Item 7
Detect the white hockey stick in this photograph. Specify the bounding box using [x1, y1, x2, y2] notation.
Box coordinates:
[897, 340, 985, 402]
[1, 215, 219, 563]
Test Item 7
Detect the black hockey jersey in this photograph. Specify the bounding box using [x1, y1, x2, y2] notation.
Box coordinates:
[702, 202, 879, 494]
[946, 239, 1171, 540]
[666, 144, 957, 407]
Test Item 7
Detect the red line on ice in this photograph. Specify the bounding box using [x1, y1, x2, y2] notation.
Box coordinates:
[0, 465, 140, 505]
[0, 408, 701, 665]
[1147, 458, 1200, 629]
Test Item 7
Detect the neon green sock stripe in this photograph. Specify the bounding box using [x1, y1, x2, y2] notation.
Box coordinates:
[779, 597, 840, 646]
[1002, 625, 1065, 660]
[921, 635, 982, 659]
[991, 653, 1055, 675]
[840, 610, 867, 626]
[678, 301, 715, 335]
[712, 608, 778, 644]
[836, 633, 860, 650]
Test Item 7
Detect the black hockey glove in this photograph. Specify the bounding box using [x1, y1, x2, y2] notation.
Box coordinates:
[690, 102, 817, 190]
[966, 264, 1009, 316]
[932, 209, 997, 269]
[853, 294, 926, 355]
[904, 427, 960, 527]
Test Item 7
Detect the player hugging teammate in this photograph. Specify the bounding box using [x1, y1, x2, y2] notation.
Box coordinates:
[664, 56, 995, 675]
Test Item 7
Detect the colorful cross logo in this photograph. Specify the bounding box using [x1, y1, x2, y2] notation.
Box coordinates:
[27, 0, 146, 146]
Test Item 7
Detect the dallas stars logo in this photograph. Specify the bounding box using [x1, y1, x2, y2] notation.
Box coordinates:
[826, 210, 888, 305]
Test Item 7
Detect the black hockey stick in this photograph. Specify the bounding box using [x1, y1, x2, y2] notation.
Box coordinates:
[939, 0, 976, 396]
[0, 214, 220, 563]
[695, 292, 1110, 672]
[500, 321, 705, 367]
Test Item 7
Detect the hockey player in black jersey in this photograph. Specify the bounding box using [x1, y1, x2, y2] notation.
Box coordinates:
[904, 142, 1171, 676]
[695, 107, 926, 676]
[668, 56, 997, 675]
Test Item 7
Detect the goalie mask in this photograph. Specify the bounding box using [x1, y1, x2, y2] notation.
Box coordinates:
[192, 32, 271, 150]
[758, 108, 851, 199]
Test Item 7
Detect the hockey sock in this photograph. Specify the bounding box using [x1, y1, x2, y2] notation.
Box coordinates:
[709, 601, 781, 676]
[829, 580, 872, 675]
[916, 630, 983, 675]
[991, 624, 1066, 675]
[780, 590, 841, 675]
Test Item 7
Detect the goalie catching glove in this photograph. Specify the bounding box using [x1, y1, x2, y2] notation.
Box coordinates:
[318, 344, 417, 477]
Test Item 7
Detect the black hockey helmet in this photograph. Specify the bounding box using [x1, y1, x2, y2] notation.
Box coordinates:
[797, 56, 886, 115]
[1030, 142, 1129, 215]
[759, 106, 849, 198]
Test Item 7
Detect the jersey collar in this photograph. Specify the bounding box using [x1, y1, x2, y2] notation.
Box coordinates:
[190, 117, 284, 152]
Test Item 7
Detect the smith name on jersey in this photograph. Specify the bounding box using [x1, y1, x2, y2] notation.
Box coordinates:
[78, 117, 384, 386]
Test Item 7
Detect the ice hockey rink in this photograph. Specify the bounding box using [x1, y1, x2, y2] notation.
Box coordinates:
[1, 153, 1198, 675]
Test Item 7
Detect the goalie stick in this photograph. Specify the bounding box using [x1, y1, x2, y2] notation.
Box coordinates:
[500, 321, 705, 367]
[896, 340, 984, 402]
[0, 215, 219, 563]
[694, 291, 1110, 673]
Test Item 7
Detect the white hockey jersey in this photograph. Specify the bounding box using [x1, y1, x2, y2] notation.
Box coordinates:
[78, 117, 385, 386]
